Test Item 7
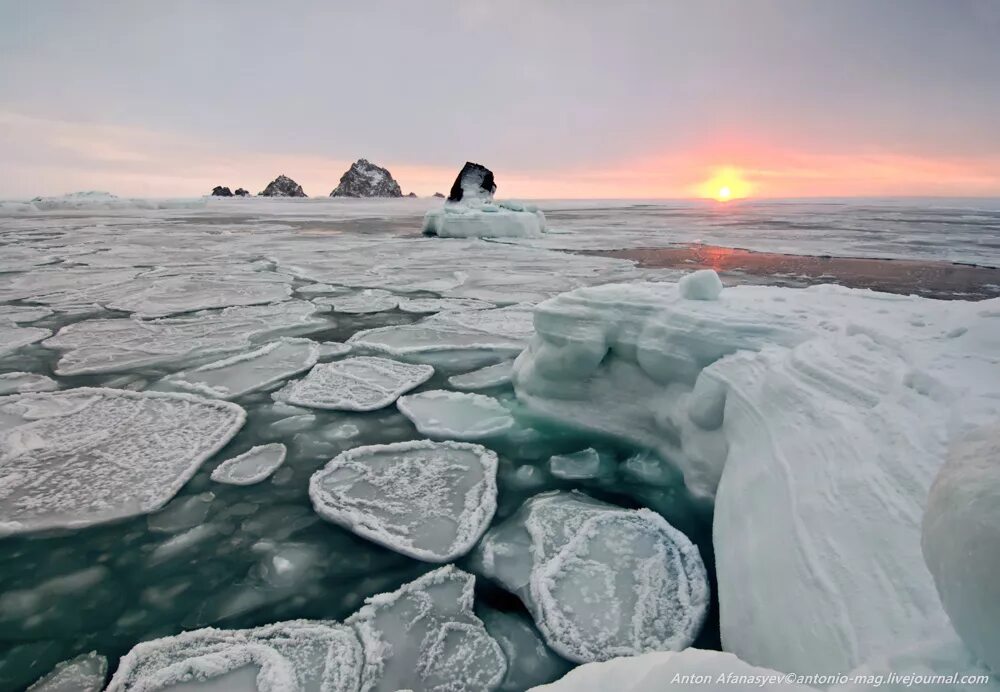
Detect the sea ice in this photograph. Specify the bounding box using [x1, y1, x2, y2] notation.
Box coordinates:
[147, 492, 215, 534]
[423, 200, 546, 239]
[273, 356, 434, 411]
[318, 341, 352, 358]
[44, 301, 324, 375]
[346, 565, 507, 691]
[922, 423, 1000, 674]
[161, 338, 320, 399]
[212, 444, 288, 486]
[479, 608, 572, 692]
[27, 651, 107, 692]
[105, 274, 292, 318]
[106, 620, 363, 692]
[397, 297, 496, 314]
[0, 388, 245, 536]
[678, 268, 724, 300]
[0, 372, 58, 395]
[0, 325, 50, 357]
[309, 440, 498, 562]
[448, 360, 515, 390]
[471, 491, 709, 663]
[0, 305, 53, 324]
[316, 289, 399, 314]
[396, 390, 515, 440]
[547, 448, 613, 481]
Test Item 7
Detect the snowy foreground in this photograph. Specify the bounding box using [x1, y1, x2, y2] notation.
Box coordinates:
[0, 196, 998, 691]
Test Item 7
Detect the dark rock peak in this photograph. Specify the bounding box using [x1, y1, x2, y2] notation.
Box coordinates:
[406, 192, 417, 198]
[448, 162, 496, 203]
[211, 186, 233, 197]
[259, 174, 307, 198]
[234, 188, 250, 197]
[329, 158, 403, 198]
[433, 192, 445, 198]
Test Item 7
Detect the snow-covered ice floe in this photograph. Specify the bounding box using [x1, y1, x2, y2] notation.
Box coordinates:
[0, 324, 51, 357]
[396, 390, 515, 440]
[397, 297, 495, 314]
[447, 360, 515, 390]
[0, 388, 245, 536]
[211, 443, 287, 486]
[273, 356, 434, 411]
[423, 200, 547, 239]
[315, 289, 399, 314]
[27, 651, 108, 692]
[471, 490, 709, 663]
[0, 372, 58, 395]
[512, 271, 1000, 675]
[309, 440, 498, 562]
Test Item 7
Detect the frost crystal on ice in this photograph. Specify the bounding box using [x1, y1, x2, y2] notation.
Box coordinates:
[447, 361, 515, 391]
[212, 444, 288, 486]
[273, 356, 434, 411]
[0, 388, 245, 536]
[346, 565, 507, 691]
[162, 338, 320, 399]
[397, 390, 515, 440]
[106, 620, 363, 692]
[471, 491, 709, 663]
[309, 440, 498, 562]
[27, 651, 107, 692]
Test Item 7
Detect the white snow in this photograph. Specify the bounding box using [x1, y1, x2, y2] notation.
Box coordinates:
[27, 651, 107, 692]
[423, 200, 546, 239]
[347, 565, 507, 691]
[922, 423, 1000, 674]
[212, 444, 288, 486]
[0, 388, 245, 536]
[471, 491, 709, 663]
[448, 360, 515, 390]
[0, 372, 58, 395]
[309, 440, 498, 562]
[161, 338, 320, 399]
[396, 390, 515, 440]
[272, 356, 434, 411]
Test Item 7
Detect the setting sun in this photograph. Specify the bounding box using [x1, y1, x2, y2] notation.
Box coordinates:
[717, 186, 732, 201]
[698, 167, 752, 201]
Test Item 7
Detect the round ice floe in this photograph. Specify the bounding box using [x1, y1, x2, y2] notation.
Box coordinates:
[316, 288, 399, 314]
[105, 274, 292, 318]
[678, 269, 724, 301]
[398, 297, 496, 314]
[472, 491, 709, 664]
[347, 565, 507, 691]
[309, 440, 499, 562]
[211, 444, 287, 486]
[27, 651, 107, 692]
[0, 388, 245, 537]
[448, 360, 515, 391]
[0, 372, 58, 395]
[922, 423, 1000, 674]
[273, 356, 434, 411]
[397, 390, 515, 440]
[106, 620, 363, 692]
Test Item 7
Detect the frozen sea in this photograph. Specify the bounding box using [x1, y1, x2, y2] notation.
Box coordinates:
[0, 194, 998, 691]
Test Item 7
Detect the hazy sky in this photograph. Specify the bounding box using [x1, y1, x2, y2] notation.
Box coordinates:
[1, 0, 999, 199]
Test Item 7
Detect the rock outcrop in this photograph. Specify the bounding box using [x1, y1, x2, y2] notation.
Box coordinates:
[406, 192, 417, 198]
[433, 192, 445, 198]
[210, 186, 233, 197]
[234, 188, 249, 197]
[329, 159, 402, 198]
[259, 175, 307, 198]
[448, 162, 496, 202]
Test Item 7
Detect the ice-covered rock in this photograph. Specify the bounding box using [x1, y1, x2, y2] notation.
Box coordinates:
[309, 440, 498, 562]
[27, 651, 107, 692]
[0, 388, 245, 536]
[447, 162, 496, 203]
[346, 565, 507, 691]
[397, 390, 515, 440]
[528, 649, 816, 692]
[448, 360, 515, 390]
[259, 175, 307, 198]
[0, 324, 51, 357]
[210, 186, 233, 197]
[0, 372, 58, 395]
[212, 444, 287, 486]
[922, 423, 1000, 674]
[44, 301, 323, 375]
[471, 491, 709, 663]
[273, 356, 434, 411]
[329, 159, 403, 198]
[479, 608, 572, 692]
[397, 297, 496, 314]
[316, 289, 399, 314]
[106, 620, 363, 691]
[161, 338, 320, 399]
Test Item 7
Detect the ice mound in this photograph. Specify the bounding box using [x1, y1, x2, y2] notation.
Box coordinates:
[212, 444, 287, 486]
[0, 324, 51, 357]
[479, 608, 573, 692]
[528, 649, 815, 692]
[0, 388, 245, 536]
[447, 360, 515, 390]
[44, 301, 323, 376]
[471, 491, 709, 663]
[0, 372, 58, 395]
[678, 269, 724, 300]
[273, 356, 434, 411]
[161, 338, 320, 399]
[922, 423, 1000, 674]
[347, 565, 507, 691]
[316, 289, 399, 314]
[309, 440, 498, 562]
[27, 651, 107, 692]
[422, 162, 546, 239]
[397, 297, 496, 314]
[106, 620, 363, 691]
[397, 390, 515, 440]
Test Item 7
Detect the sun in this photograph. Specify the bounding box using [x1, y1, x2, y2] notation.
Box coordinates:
[697, 167, 751, 202]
